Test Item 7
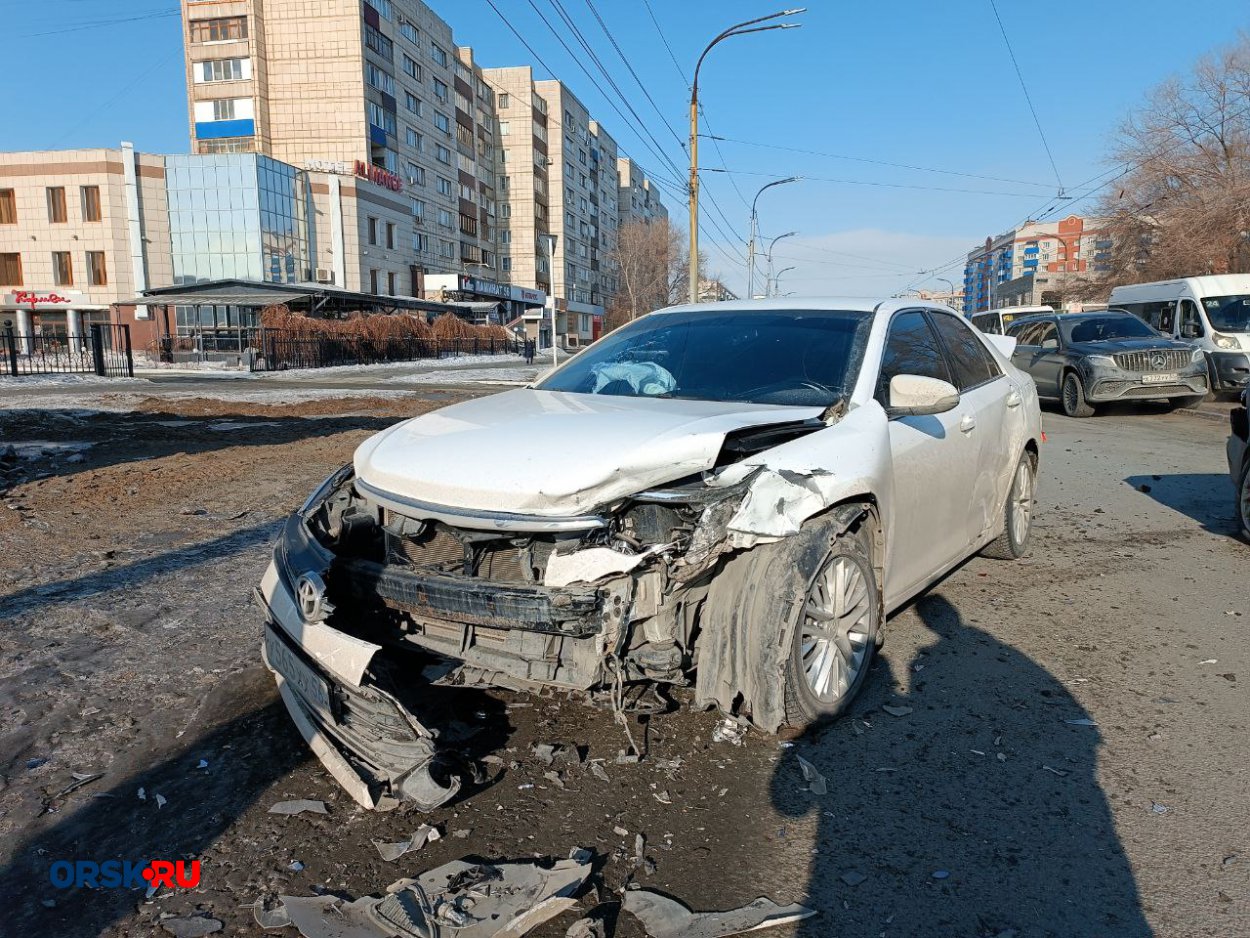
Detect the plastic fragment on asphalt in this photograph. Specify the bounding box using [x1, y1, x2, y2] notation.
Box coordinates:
[711, 718, 748, 745]
[155, 793, 167, 809]
[1065, 718, 1098, 726]
[653, 790, 672, 804]
[613, 825, 629, 837]
[269, 800, 329, 816]
[1042, 765, 1069, 777]
[159, 915, 223, 937]
[250, 897, 293, 929]
[1151, 802, 1169, 814]
[931, 870, 950, 880]
[840, 871, 867, 887]
[590, 762, 610, 782]
[621, 889, 817, 938]
[565, 916, 607, 938]
[373, 824, 441, 862]
[881, 705, 912, 717]
[269, 854, 592, 938]
[795, 756, 827, 795]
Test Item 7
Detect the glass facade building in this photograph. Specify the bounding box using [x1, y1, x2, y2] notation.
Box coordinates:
[165, 154, 313, 335]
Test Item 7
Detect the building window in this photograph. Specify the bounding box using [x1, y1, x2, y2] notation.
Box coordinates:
[371, 0, 393, 20]
[388, 271, 397, 294]
[197, 57, 247, 82]
[86, 250, 107, 286]
[411, 198, 425, 220]
[402, 55, 421, 82]
[436, 176, 453, 197]
[364, 25, 393, 59]
[0, 253, 21, 285]
[386, 222, 396, 249]
[440, 239, 455, 259]
[196, 137, 255, 154]
[367, 217, 379, 245]
[81, 185, 102, 222]
[435, 144, 451, 164]
[413, 232, 427, 252]
[433, 79, 449, 104]
[52, 251, 73, 285]
[437, 208, 453, 228]
[366, 63, 395, 94]
[431, 42, 448, 67]
[367, 101, 396, 135]
[213, 98, 237, 120]
[399, 19, 419, 44]
[407, 163, 426, 185]
[498, 121, 510, 136]
[404, 91, 422, 115]
[501, 256, 511, 272]
[405, 127, 423, 151]
[433, 111, 451, 135]
[47, 187, 67, 223]
[189, 16, 247, 43]
[498, 93, 509, 109]
[370, 269, 380, 293]
[0, 189, 15, 224]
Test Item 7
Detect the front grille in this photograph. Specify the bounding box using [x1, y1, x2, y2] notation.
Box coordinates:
[1113, 349, 1192, 372]
[1122, 384, 1192, 397]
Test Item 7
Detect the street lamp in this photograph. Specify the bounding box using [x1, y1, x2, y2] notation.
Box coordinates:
[771, 265, 796, 297]
[765, 231, 796, 297]
[689, 9, 805, 304]
[746, 177, 799, 300]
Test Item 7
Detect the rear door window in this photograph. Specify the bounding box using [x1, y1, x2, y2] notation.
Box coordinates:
[929, 312, 1001, 391]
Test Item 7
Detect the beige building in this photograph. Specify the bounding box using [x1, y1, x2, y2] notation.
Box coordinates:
[617, 156, 668, 228]
[180, 0, 500, 294]
[0, 144, 171, 349]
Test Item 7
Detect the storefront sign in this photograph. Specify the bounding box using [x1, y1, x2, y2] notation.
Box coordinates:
[353, 160, 403, 191]
[4, 290, 85, 311]
[305, 159, 351, 174]
[511, 286, 545, 305]
[461, 276, 511, 299]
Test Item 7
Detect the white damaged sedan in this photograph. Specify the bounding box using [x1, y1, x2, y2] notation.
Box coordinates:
[257, 298, 1042, 809]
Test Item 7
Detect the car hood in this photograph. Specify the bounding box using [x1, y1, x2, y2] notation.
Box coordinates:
[1068, 338, 1192, 355]
[353, 388, 825, 517]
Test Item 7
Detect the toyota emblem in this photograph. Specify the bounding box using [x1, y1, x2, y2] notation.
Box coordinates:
[296, 572, 333, 622]
[1150, 352, 1166, 370]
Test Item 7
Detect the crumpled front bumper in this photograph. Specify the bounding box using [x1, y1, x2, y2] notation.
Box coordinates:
[1211, 350, 1250, 391]
[256, 558, 460, 811]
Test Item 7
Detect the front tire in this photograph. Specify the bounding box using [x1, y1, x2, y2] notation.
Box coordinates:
[1061, 371, 1095, 418]
[983, 451, 1037, 560]
[782, 527, 879, 727]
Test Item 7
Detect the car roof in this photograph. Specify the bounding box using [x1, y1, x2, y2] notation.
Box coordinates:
[655, 296, 882, 315]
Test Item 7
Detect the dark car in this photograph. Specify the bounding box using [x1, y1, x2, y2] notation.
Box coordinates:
[1006, 310, 1208, 417]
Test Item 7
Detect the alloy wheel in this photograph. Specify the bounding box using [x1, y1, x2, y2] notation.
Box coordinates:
[800, 555, 873, 702]
[1012, 459, 1034, 543]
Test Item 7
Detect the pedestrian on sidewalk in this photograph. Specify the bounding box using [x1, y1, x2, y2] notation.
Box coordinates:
[524, 339, 535, 365]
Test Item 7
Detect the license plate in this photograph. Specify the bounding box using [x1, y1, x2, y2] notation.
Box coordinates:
[264, 625, 331, 712]
[1142, 373, 1178, 384]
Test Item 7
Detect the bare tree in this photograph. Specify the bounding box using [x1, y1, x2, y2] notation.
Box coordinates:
[1084, 34, 1250, 294]
[607, 218, 694, 331]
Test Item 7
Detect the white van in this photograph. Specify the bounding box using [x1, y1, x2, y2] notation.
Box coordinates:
[969, 305, 1054, 335]
[1109, 276, 1250, 394]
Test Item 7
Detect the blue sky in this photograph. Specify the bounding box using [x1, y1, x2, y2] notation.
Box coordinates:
[3, 0, 1247, 298]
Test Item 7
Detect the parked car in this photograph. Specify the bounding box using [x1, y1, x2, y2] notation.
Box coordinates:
[1005, 310, 1208, 417]
[969, 305, 1054, 335]
[1110, 275, 1250, 396]
[257, 299, 1043, 809]
[1229, 388, 1250, 540]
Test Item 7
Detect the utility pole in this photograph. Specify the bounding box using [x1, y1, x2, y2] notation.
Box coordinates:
[689, 9, 804, 304]
[747, 177, 799, 300]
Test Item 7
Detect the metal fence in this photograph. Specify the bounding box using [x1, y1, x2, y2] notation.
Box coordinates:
[2, 323, 134, 378]
[258, 333, 523, 371]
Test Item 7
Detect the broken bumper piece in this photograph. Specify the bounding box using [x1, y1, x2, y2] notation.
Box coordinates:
[257, 562, 460, 812]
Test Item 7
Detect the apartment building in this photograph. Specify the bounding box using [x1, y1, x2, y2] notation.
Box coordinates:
[0, 144, 171, 349]
[180, 0, 500, 295]
[617, 157, 668, 228]
[963, 214, 1111, 313]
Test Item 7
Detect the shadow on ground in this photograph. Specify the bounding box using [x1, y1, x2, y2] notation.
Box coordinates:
[1125, 472, 1241, 538]
[772, 592, 1150, 937]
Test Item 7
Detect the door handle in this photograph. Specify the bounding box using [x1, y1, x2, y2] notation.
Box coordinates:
[959, 415, 976, 433]
[1006, 389, 1022, 408]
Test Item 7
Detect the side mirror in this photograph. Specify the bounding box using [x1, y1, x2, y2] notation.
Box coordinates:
[888, 374, 960, 417]
[1180, 322, 1202, 339]
[1040, 337, 1059, 349]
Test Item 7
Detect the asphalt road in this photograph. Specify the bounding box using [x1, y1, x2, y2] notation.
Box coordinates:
[0, 395, 1245, 938]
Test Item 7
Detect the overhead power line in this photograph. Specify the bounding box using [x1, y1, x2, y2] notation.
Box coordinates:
[705, 167, 1047, 198]
[988, 0, 1064, 192]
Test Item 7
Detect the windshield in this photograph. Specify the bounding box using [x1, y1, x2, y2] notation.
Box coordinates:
[1060, 315, 1159, 343]
[1201, 294, 1250, 332]
[536, 310, 872, 406]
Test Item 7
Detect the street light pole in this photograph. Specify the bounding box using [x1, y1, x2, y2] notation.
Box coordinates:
[771, 265, 796, 297]
[542, 233, 558, 371]
[765, 230, 796, 297]
[689, 9, 804, 304]
[746, 177, 799, 300]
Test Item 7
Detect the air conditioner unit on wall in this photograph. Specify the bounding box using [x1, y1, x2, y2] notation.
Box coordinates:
[315, 268, 334, 283]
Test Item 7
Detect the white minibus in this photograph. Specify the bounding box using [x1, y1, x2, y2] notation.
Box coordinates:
[1109, 275, 1250, 394]
[969, 305, 1054, 335]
